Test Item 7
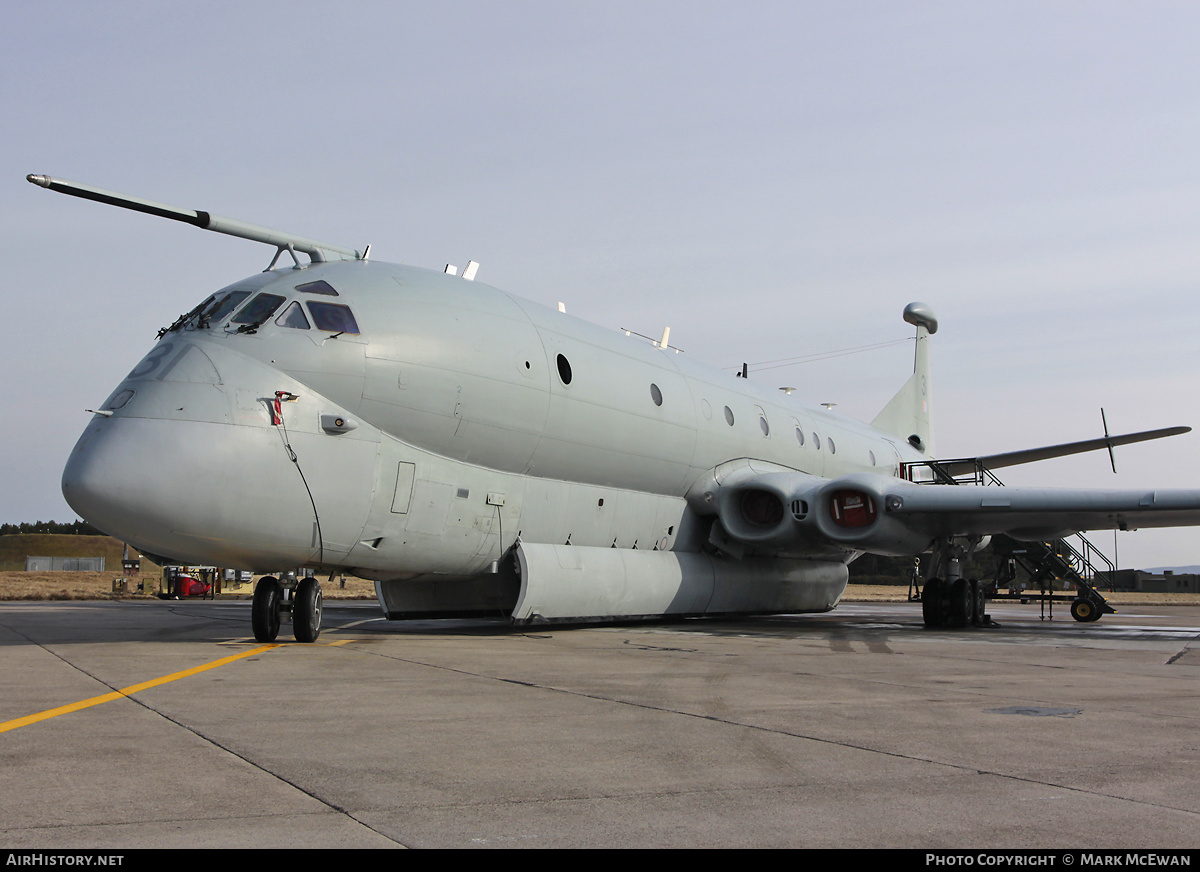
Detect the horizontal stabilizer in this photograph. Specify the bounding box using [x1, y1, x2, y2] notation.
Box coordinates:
[936, 426, 1191, 477]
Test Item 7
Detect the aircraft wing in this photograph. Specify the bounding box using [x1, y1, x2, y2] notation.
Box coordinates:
[701, 469, 1200, 557]
[935, 426, 1190, 477]
[884, 481, 1200, 540]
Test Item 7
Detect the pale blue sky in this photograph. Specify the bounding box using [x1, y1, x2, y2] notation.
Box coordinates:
[4, 1, 1200, 568]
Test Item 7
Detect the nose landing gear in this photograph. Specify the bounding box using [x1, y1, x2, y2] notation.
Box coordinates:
[251, 575, 323, 642]
[251, 576, 283, 641]
[293, 576, 322, 642]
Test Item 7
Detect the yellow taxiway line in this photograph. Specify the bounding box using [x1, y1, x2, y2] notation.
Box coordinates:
[0, 643, 280, 734]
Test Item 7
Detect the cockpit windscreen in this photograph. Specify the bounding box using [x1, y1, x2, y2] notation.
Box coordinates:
[231, 293, 286, 326]
[307, 301, 360, 334]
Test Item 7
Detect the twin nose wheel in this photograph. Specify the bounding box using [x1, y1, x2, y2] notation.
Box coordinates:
[251, 576, 323, 642]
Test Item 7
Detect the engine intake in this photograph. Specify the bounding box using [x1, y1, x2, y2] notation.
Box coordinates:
[828, 489, 877, 528]
[740, 488, 785, 527]
[813, 474, 933, 555]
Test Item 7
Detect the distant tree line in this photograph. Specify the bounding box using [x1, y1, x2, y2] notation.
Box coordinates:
[0, 520, 103, 536]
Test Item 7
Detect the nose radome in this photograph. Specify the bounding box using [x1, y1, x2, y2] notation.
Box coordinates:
[62, 334, 381, 571]
[62, 344, 310, 568]
[62, 413, 323, 569]
[62, 417, 167, 550]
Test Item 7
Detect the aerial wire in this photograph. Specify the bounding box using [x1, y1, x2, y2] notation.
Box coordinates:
[726, 337, 911, 374]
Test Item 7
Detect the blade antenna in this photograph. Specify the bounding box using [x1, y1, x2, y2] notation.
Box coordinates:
[1102, 408, 1117, 474]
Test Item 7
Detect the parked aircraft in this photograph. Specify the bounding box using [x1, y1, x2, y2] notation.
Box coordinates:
[30, 174, 1200, 642]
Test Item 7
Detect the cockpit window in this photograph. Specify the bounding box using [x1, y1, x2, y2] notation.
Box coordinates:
[206, 291, 252, 325]
[295, 280, 339, 296]
[275, 301, 310, 329]
[192, 294, 218, 318]
[307, 301, 360, 334]
[160, 291, 245, 337]
[158, 294, 217, 337]
[231, 293, 286, 326]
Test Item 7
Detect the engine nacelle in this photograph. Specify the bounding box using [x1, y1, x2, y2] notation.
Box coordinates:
[810, 474, 935, 555]
[715, 471, 936, 557]
[714, 471, 827, 548]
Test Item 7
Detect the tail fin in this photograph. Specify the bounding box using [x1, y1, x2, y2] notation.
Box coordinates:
[871, 302, 937, 456]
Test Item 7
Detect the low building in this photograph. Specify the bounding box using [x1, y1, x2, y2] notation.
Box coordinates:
[1108, 569, 1200, 593]
[25, 556, 105, 571]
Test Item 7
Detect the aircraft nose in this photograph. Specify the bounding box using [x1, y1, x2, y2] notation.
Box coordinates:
[61, 413, 222, 561]
[62, 417, 150, 544]
[62, 342, 231, 553]
[62, 370, 380, 571]
[62, 410, 322, 568]
[62, 336, 379, 570]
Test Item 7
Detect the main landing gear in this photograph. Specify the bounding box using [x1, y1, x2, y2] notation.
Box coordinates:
[921, 576, 989, 628]
[252, 575, 323, 642]
[920, 536, 994, 629]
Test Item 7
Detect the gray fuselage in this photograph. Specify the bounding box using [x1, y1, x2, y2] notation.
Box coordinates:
[62, 260, 925, 615]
